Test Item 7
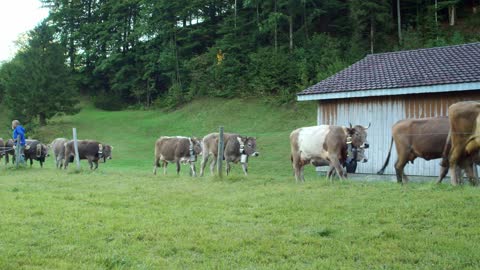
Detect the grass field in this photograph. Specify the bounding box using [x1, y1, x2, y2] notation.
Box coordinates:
[1, 98, 480, 269]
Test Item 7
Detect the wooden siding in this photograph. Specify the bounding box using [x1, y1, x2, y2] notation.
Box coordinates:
[317, 91, 480, 176]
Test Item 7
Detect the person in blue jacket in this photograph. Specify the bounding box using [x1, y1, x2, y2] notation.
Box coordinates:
[12, 120, 26, 164]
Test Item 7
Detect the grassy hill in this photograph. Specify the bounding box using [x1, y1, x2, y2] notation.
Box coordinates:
[1, 99, 480, 269]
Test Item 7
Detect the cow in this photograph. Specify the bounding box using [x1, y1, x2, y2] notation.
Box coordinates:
[64, 140, 113, 170]
[200, 133, 259, 176]
[290, 124, 370, 182]
[50, 138, 69, 169]
[376, 117, 450, 184]
[443, 101, 480, 186]
[153, 136, 202, 176]
[4, 139, 15, 164]
[308, 146, 368, 179]
[23, 139, 49, 167]
[0, 138, 4, 162]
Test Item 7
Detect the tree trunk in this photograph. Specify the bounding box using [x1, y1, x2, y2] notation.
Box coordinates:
[39, 113, 47, 126]
[370, 17, 374, 54]
[256, 2, 260, 29]
[449, 5, 456, 26]
[435, 0, 438, 25]
[234, 0, 237, 30]
[397, 0, 402, 45]
[303, 0, 308, 41]
[289, 15, 293, 51]
[274, 0, 278, 52]
[173, 28, 181, 87]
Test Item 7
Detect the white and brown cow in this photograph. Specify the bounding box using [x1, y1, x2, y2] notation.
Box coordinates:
[153, 136, 202, 176]
[290, 124, 369, 182]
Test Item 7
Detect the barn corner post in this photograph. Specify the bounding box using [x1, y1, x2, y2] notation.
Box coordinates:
[72, 128, 81, 171]
[217, 126, 224, 178]
[15, 135, 20, 168]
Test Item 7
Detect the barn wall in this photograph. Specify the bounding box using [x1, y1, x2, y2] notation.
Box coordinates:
[316, 90, 480, 176]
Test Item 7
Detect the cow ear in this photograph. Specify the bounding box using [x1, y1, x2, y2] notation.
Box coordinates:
[111, 146, 114, 150]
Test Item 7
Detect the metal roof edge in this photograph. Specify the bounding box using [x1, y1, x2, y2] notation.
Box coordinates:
[297, 82, 480, 101]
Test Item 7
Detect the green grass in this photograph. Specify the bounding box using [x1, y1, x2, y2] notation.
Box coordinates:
[1, 98, 480, 269]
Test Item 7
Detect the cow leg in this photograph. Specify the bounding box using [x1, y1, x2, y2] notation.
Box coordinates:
[464, 160, 478, 186]
[176, 161, 181, 175]
[87, 159, 93, 170]
[327, 166, 336, 181]
[200, 154, 209, 177]
[437, 165, 449, 184]
[210, 158, 217, 175]
[394, 157, 408, 184]
[94, 160, 99, 170]
[330, 157, 346, 180]
[449, 145, 465, 186]
[226, 161, 230, 176]
[163, 161, 168, 175]
[30, 158, 33, 167]
[241, 162, 248, 176]
[190, 162, 197, 177]
[153, 157, 160, 175]
[40, 161, 43, 168]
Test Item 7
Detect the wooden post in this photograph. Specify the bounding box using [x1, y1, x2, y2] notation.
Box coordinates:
[72, 128, 81, 170]
[217, 126, 224, 178]
[15, 135, 20, 168]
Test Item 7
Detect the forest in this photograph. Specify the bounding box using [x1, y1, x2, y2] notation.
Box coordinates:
[0, 0, 479, 126]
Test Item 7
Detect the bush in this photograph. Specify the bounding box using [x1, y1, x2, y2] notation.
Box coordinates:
[93, 92, 125, 111]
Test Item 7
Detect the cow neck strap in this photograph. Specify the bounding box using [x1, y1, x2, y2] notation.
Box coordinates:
[188, 138, 194, 153]
[236, 137, 245, 154]
[98, 144, 104, 158]
[343, 127, 352, 145]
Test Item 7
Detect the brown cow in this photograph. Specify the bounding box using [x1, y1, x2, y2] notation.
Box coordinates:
[290, 124, 369, 182]
[4, 139, 15, 164]
[24, 139, 49, 167]
[200, 133, 259, 176]
[64, 140, 113, 170]
[0, 138, 4, 162]
[377, 117, 450, 184]
[153, 136, 202, 176]
[444, 101, 480, 185]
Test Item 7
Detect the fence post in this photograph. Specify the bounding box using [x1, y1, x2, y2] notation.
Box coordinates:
[15, 135, 20, 168]
[72, 128, 81, 171]
[217, 126, 224, 178]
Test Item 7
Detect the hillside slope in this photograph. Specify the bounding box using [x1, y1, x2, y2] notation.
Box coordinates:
[27, 98, 317, 178]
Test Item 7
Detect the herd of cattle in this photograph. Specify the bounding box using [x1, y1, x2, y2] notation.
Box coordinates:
[0, 101, 479, 185]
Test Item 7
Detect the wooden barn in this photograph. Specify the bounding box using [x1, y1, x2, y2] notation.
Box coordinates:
[297, 42, 480, 177]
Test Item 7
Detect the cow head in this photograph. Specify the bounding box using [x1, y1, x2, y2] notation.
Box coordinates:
[191, 137, 202, 155]
[42, 144, 50, 158]
[353, 147, 368, 163]
[102, 144, 113, 162]
[237, 136, 259, 157]
[347, 123, 370, 149]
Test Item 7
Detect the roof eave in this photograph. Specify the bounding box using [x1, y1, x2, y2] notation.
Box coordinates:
[297, 82, 480, 101]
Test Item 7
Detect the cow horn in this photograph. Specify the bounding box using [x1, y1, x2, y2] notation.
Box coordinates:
[349, 122, 353, 128]
[364, 123, 371, 129]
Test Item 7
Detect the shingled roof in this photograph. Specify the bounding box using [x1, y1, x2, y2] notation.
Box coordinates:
[298, 42, 480, 100]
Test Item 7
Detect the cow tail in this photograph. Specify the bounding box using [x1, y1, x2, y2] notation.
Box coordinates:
[377, 137, 394, 175]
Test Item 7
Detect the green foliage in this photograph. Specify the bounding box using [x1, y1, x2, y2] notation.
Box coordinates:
[20, 0, 479, 108]
[0, 22, 78, 128]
